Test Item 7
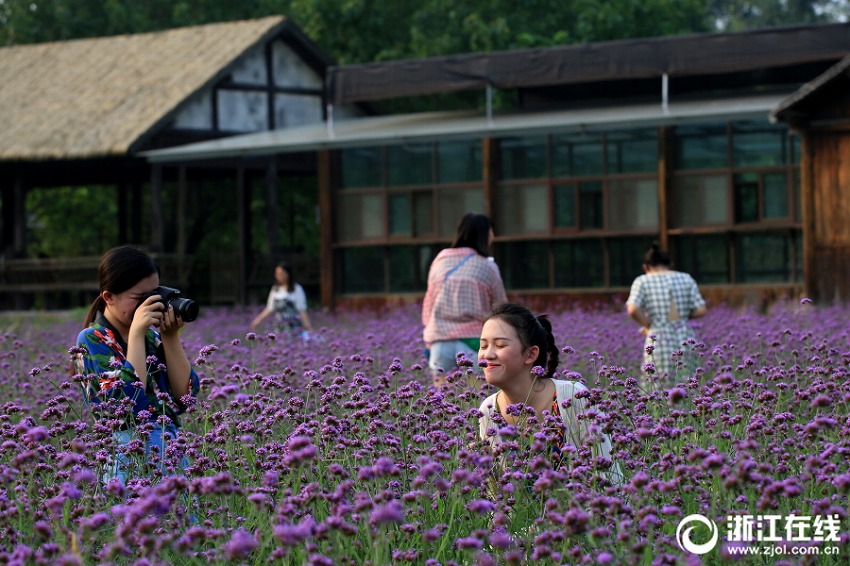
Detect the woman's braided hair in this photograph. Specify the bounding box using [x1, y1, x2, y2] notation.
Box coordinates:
[486, 303, 560, 378]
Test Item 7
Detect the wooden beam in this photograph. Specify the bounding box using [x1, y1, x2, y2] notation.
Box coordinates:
[317, 150, 334, 309]
[265, 158, 279, 256]
[236, 166, 249, 305]
[12, 173, 26, 257]
[150, 165, 164, 252]
[657, 126, 671, 250]
[800, 130, 817, 301]
[117, 182, 128, 244]
[131, 182, 143, 243]
[1, 181, 14, 257]
[481, 138, 496, 219]
[176, 166, 188, 285]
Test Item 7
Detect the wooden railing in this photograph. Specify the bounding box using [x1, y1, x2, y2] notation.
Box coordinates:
[0, 254, 194, 310]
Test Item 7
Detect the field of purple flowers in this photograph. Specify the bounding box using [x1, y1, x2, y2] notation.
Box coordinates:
[0, 300, 848, 565]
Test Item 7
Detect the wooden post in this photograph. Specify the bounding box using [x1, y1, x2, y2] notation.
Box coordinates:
[131, 182, 143, 244]
[800, 130, 817, 301]
[317, 150, 334, 309]
[150, 165, 164, 252]
[176, 166, 188, 285]
[118, 182, 128, 244]
[265, 157, 279, 257]
[481, 138, 496, 219]
[236, 165, 250, 305]
[657, 126, 671, 250]
[11, 173, 26, 258]
[1, 180, 16, 257]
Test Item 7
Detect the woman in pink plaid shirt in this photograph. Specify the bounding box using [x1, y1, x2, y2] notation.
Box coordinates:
[422, 213, 507, 387]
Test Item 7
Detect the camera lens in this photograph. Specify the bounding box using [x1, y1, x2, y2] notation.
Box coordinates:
[170, 297, 200, 322]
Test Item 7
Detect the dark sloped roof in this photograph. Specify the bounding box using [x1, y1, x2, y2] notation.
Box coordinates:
[772, 54, 850, 122]
[328, 23, 850, 105]
[0, 16, 328, 161]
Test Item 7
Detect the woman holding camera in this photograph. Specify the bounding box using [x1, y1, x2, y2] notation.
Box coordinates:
[72, 245, 199, 484]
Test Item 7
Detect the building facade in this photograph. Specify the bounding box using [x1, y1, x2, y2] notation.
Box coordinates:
[146, 22, 850, 308]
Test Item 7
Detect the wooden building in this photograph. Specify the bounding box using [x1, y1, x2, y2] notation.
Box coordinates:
[146, 23, 850, 309]
[0, 17, 351, 309]
[772, 55, 850, 303]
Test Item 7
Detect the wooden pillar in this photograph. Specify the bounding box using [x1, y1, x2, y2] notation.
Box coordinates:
[150, 164, 164, 252]
[131, 182, 143, 243]
[265, 157, 279, 257]
[481, 137, 497, 219]
[236, 165, 251, 305]
[317, 150, 334, 309]
[1, 178, 16, 257]
[800, 129, 817, 301]
[11, 173, 26, 257]
[657, 126, 671, 250]
[176, 166, 188, 285]
[117, 182, 128, 244]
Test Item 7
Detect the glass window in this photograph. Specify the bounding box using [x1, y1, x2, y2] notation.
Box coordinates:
[674, 124, 728, 170]
[497, 241, 549, 289]
[736, 232, 793, 283]
[389, 191, 434, 237]
[607, 179, 658, 230]
[732, 122, 787, 167]
[609, 237, 654, 287]
[763, 172, 789, 220]
[340, 247, 384, 293]
[500, 136, 547, 180]
[387, 143, 432, 186]
[791, 133, 801, 165]
[439, 140, 482, 184]
[553, 184, 577, 228]
[389, 194, 410, 236]
[438, 189, 483, 237]
[388, 245, 435, 292]
[494, 185, 547, 235]
[793, 170, 801, 223]
[413, 191, 434, 236]
[607, 129, 658, 174]
[794, 233, 802, 282]
[734, 173, 759, 223]
[671, 175, 728, 227]
[579, 181, 603, 229]
[337, 193, 384, 241]
[671, 235, 729, 284]
[552, 132, 603, 177]
[341, 147, 382, 188]
[553, 239, 604, 287]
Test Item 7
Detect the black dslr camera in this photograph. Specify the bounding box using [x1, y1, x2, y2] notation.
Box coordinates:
[139, 285, 200, 322]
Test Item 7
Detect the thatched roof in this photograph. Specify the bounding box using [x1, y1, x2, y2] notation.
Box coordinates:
[0, 16, 319, 162]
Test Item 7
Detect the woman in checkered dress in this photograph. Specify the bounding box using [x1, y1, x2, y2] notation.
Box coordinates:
[626, 243, 706, 386]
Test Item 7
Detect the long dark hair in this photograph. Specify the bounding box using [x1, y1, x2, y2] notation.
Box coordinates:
[451, 213, 492, 257]
[83, 246, 157, 327]
[276, 262, 295, 293]
[643, 242, 672, 268]
[486, 303, 560, 379]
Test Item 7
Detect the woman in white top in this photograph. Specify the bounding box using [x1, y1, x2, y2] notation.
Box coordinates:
[477, 303, 623, 487]
[250, 263, 313, 338]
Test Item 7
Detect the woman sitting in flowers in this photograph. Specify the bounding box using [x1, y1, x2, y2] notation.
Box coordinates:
[477, 303, 623, 486]
[72, 246, 199, 484]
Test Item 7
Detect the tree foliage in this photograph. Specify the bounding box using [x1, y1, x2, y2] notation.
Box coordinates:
[4, 0, 847, 60]
[3, 0, 848, 262]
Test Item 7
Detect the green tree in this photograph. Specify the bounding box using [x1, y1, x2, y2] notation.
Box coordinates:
[25, 186, 117, 257]
[708, 0, 849, 31]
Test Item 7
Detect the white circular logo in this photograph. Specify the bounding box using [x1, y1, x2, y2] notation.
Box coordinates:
[676, 514, 719, 555]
